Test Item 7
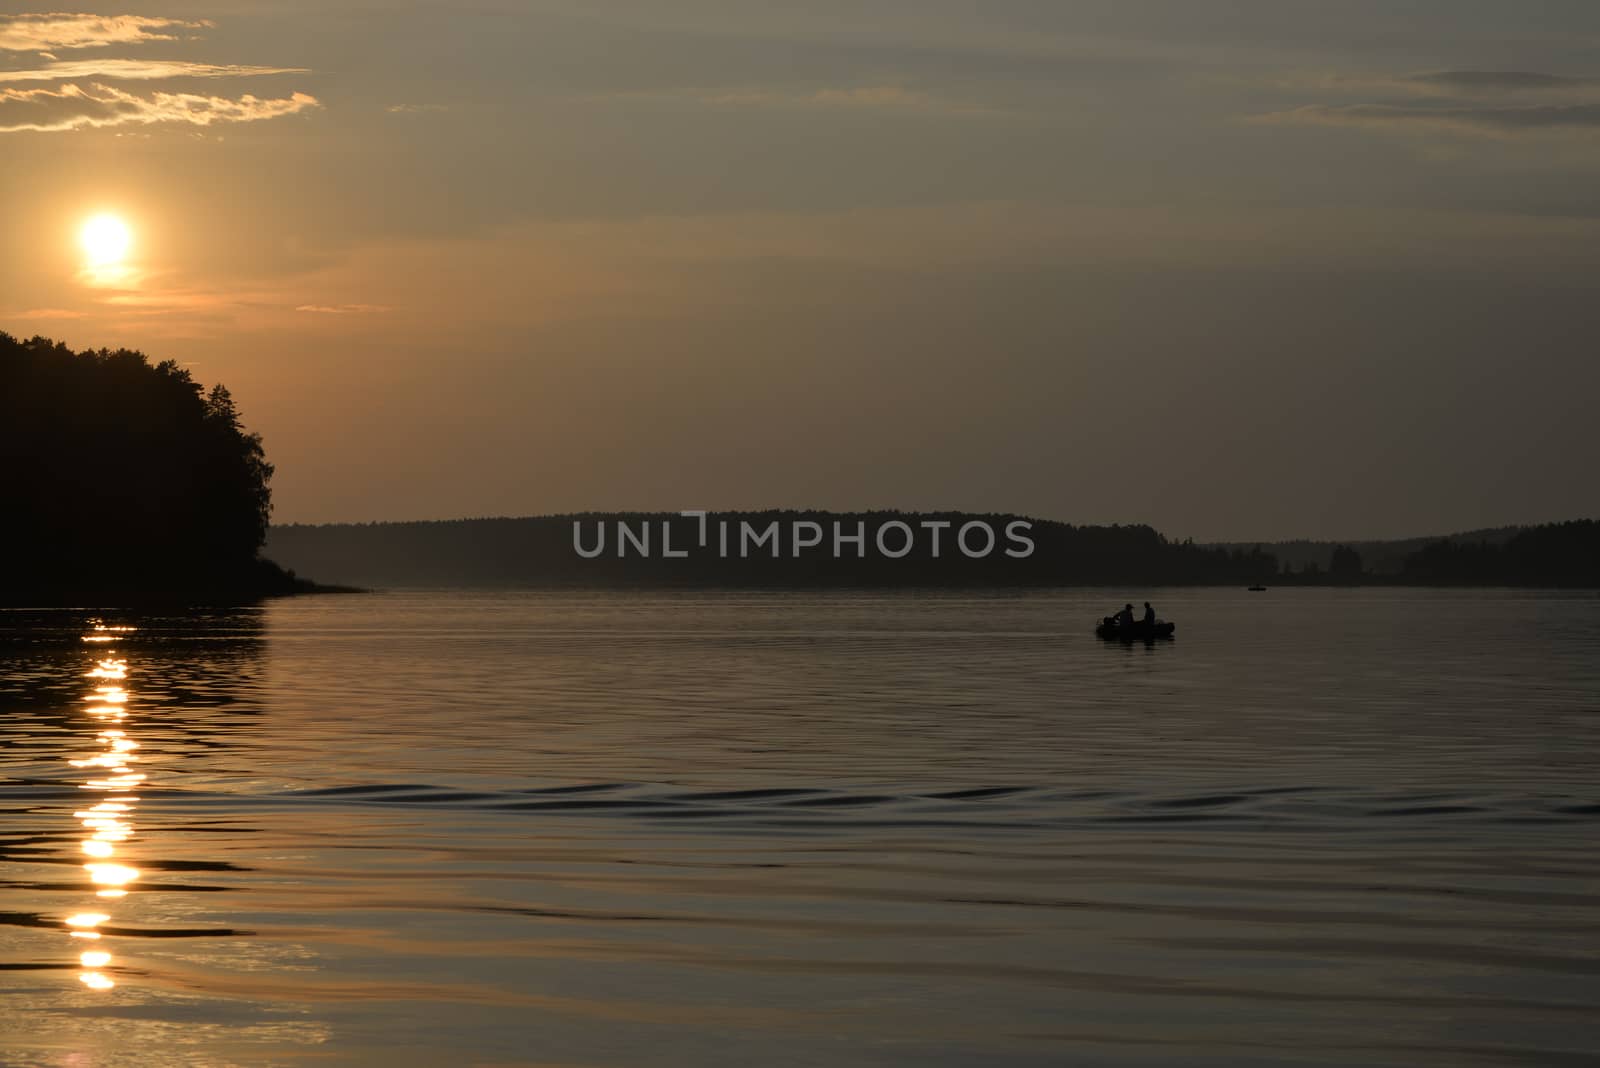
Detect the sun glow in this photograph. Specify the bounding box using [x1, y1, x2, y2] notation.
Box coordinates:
[80, 214, 133, 267]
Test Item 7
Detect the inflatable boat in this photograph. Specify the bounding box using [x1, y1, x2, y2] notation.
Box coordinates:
[1096, 618, 1176, 641]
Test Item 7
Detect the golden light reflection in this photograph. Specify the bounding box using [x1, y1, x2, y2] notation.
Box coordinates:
[86, 863, 141, 887]
[82, 624, 137, 645]
[84, 773, 145, 790]
[65, 912, 110, 928]
[65, 648, 143, 993]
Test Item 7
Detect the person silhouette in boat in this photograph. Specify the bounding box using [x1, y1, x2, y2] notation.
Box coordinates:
[1143, 602, 1156, 626]
[1116, 604, 1135, 628]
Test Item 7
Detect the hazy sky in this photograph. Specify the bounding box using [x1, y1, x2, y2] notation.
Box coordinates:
[3, 2, 1598, 540]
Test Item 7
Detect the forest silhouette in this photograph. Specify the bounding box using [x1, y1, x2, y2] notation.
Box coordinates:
[269, 513, 1281, 589]
[268, 511, 1286, 588]
[1, 332, 309, 604]
[268, 514, 1600, 590]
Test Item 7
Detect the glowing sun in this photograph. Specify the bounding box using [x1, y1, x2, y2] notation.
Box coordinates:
[80, 214, 132, 267]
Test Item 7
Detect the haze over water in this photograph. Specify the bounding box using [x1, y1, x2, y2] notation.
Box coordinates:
[3, 589, 1598, 1066]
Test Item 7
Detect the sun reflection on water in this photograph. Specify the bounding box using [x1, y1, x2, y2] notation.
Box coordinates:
[82, 624, 136, 645]
[65, 632, 145, 993]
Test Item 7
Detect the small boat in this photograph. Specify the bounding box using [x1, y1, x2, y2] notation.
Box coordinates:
[1096, 618, 1176, 641]
[1247, 584, 1267, 592]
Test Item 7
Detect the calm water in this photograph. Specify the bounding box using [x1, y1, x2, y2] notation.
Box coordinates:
[3, 589, 1598, 1067]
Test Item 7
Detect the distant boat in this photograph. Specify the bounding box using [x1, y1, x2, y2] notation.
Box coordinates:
[1096, 617, 1176, 641]
[1248, 584, 1267, 591]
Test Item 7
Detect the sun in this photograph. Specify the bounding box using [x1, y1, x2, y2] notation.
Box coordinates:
[80, 214, 132, 267]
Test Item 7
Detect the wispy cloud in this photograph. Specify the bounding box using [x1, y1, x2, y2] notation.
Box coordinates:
[1254, 103, 1600, 138]
[608, 85, 997, 117]
[1399, 71, 1600, 97]
[295, 303, 390, 314]
[1275, 70, 1600, 100]
[0, 13, 208, 52]
[11, 307, 88, 320]
[809, 86, 961, 110]
[387, 102, 447, 114]
[1253, 69, 1600, 138]
[0, 82, 319, 133]
[0, 59, 307, 83]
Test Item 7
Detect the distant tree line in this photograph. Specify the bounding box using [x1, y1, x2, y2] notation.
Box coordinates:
[1278, 543, 1368, 583]
[0, 332, 308, 604]
[1208, 527, 1527, 575]
[267, 512, 1284, 589]
[268, 512, 1600, 591]
[1271, 522, 1600, 586]
[1395, 521, 1600, 587]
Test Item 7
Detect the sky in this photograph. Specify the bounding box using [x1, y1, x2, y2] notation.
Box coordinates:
[2, 1, 1598, 541]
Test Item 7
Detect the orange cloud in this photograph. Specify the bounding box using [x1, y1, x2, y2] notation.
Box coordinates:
[0, 13, 209, 52]
[0, 82, 319, 133]
[295, 304, 392, 314]
[11, 307, 88, 320]
[0, 59, 307, 83]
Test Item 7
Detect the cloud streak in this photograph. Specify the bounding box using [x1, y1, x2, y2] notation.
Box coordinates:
[609, 85, 997, 117]
[295, 303, 391, 314]
[1254, 69, 1600, 138]
[1254, 102, 1600, 138]
[1278, 70, 1600, 99]
[0, 59, 308, 83]
[0, 13, 208, 52]
[11, 307, 88, 320]
[1401, 71, 1600, 97]
[0, 82, 320, 133]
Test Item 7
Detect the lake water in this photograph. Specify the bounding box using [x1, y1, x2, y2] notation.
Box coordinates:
[3, 589, 1598, 1066]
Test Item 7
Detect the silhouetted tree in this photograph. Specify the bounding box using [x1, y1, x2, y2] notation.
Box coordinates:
[0, 332, 290, 602]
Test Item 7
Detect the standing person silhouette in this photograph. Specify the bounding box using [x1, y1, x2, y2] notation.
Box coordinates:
[1143, 602, 1156, 625]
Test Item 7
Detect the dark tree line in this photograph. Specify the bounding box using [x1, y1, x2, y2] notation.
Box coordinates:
[269, 512, 1599, 592]
[1266, 524, 1599, 587]
[1279, 543, 1366, 584]
[0, 332, 299, 603]
[267, 512, 1284, 589]
[1398, 521, 1600, 587]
